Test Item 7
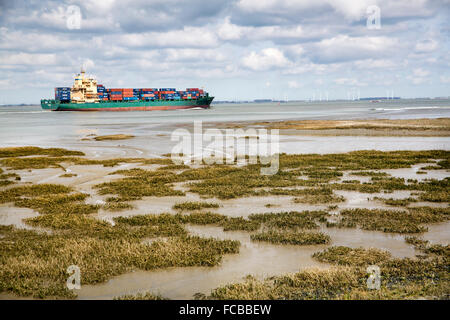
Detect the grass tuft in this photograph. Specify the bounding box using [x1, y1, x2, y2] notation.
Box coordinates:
[251, 229, 330, 245]
[93, 134, 135, 141]
[220, 217, 260, 231]
[312, 246, 392, 266]
[0, 146, 84, 158]
[334, 208, 449, 233]
[59, 173, 77, 178]
[173, 201, 220, 211]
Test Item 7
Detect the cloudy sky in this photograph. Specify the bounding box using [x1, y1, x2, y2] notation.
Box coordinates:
[0, 0, 449, 104]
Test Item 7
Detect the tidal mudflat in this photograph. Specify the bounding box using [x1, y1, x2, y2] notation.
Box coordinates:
[0, 144, 448, 300]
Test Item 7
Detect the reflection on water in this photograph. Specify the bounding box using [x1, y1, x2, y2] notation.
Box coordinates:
[77, 223, 419, 300]
[421, 221, 450, 245]
[0, 205, 39, 230]
[77, 225, 330, 299]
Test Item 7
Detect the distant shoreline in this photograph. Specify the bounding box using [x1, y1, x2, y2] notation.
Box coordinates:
[198, 118, 450, 137]
[2, 96, 450, 107]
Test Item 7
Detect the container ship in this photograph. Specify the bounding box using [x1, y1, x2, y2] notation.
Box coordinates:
[41, 69, 214, 111]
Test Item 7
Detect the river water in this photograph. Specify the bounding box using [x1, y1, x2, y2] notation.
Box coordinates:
[0, 99, 449, 158]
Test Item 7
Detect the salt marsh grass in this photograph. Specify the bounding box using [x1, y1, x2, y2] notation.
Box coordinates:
[0, 147, 84, 158]
[0, 213, 240, 298]
[209, 244, 449, 300]
[59, 173, 77, 178]
[93, 134, 134, 141]
[312, 246, 392, 266]
[334, 207, 449, 233]
[173, 201, 220, 211]
[251, 229, 330, 245]
[0, 147, 448, 299]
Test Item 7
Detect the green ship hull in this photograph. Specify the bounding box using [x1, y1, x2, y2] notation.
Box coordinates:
[41, 96, 214, 111]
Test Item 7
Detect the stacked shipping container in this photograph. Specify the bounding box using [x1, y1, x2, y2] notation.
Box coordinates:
[55, 87, 71, 102]
[97, 85, 109, 101]
[158, 88, 178, 100]
[109, 88, 123, 101]
[122, 88, 137, 101]
[56, 86, 207, 103]
[141, 88, 157, 101]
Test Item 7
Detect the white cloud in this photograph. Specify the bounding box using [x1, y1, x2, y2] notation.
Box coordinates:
[283, 61, 340, 75]
[439, 75, 450, 84]
[0, 28, 87, 52]
[314, 79, 324, 86]
[285, 44, 305, 57]
[236, 0, 371, 20]
[117, 27, 219, 48]
[414, 39, 438, 53]
[242, 48, 291, 71]
[312, 35, 400, 63]
[407, 69, 431, 85]
[0, 52, 58, 65]
[0, 0, 448, 103]
[329, 0, 375, 20]
[0, 79, 13, 89]
[248, 25, 305, 40]
[77, 0, 117, 11]
[236, 0, 434, 20]
[83, 59, 95, 70]
[408, 77, 430, 85]
[216, 20, 325, 44]
[288, 80, 302, 88]
[165, 48, 226, 62]
[217, 17, 244, 40]
[334, 78, 367, 86]
[354, 59, 398, 69]
[413, 68, 430, 77]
